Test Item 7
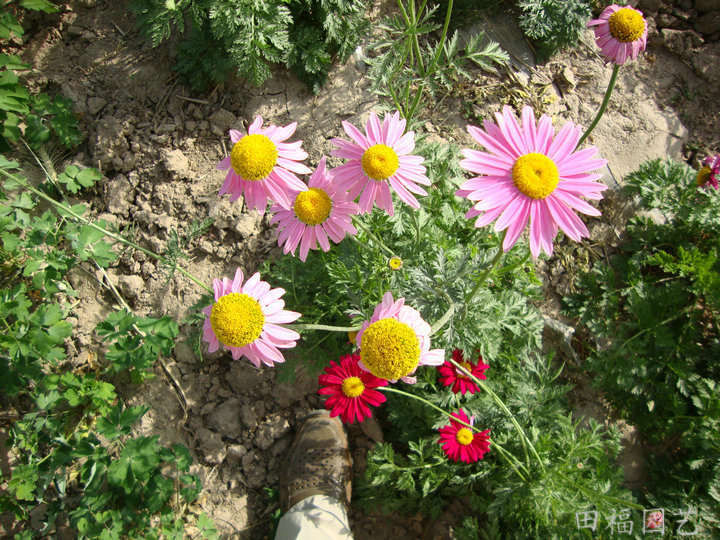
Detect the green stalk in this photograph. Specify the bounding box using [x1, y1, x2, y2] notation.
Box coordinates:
[430, 288, 455, 336]
[405, 0, 454, 121]
[463, 235, 505, 306]
[380, 385, 529, 481]
[288, 323, 361, 332]
[449, 357, 546, 472]
[578, 64, 619, 146]
[352, 216, 394, 257]
[407, 0, 426, 77]
[1, 169, 212, 294]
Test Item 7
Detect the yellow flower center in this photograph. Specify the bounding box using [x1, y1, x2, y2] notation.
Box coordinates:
[388, 256, 403, 270]
[608, 8, 645, 43]
[456, 428, 474, 446]
[293, 188, 333, 225]
[362, 144, 400, 181]
[341, 376, 365, 398]
[457, 362, 473, 378]
[230, 134, 278, 181]
[512, 153, 559, 199]
[210, 293, 265, 348]
[360, 318, 420, 380]
[697, 166, 712, 187]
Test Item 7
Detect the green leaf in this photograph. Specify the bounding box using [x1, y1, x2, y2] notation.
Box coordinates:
[8, 464, 38, 501]
[19, 0, 60, 13]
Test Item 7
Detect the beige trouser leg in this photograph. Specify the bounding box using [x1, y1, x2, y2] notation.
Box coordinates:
[274, 495, 353, 540]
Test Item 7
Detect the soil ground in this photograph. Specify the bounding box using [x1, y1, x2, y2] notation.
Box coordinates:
[4, 0, 720, 537]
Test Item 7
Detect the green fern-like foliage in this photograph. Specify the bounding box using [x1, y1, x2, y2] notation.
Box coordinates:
[517, 0, 592, 60]
[130, 0, 370, 92]
[565, 159, 720, 537]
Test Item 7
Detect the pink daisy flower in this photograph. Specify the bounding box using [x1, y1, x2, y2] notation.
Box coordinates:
[318, 353, 388, 424]
[438, 409, 491, 464]
[356, 291, 444, 384]
[269, 156, 360, 261]
[697, 155, 720, 190]
[588, 4, 647, 66]
[216, 116, 312, 213]
[437, 349, 489, 395]
[202, 268, 301, 367]
[456, 105, 608, 258]
[330, 111, 431, 216]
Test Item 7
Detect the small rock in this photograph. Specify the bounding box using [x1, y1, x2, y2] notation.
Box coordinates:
[197, 427, 226, 465]
[656, 13, 679, 27]
[695, 0, 720, 12]
[140, 261, 155, 278]
[225, 362, 265, 397]
[233, 214, 261, 237]
[241, 451, 255, 474]
[206, 398, 243, 438]
[639, 0, 662, 11]
[78, 0, 96, 7]
[94, 116, 129, 172]
[239, 404, 258, 429]
[694, 11, 720, 35]
[105, 174, 133, 216]
[660, 28, 704, 55]
[156, 214, 174, 230]
[117, 275, 145, 300]
[87, 97, 107, 116]
[226, 444, 248, 464]
[81, 31, 95, 42]
[254, 415, 290, 450]
[162, 149, 190, 178]
[66, 25, 83, 37]
[209, 108, 236, 134]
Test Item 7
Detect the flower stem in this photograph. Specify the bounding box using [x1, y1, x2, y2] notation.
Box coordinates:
[463, 236, 505, 306]
[288, 323, 362, 333]
[449, 358, 546, 472]
[578, 64, 620, 147]
[430, 288, 455, 336]
[404, 0, 454, 121]
[1, 169, 212, 294]
[352, 216, 394, 257]
[379, 385, 529, 481]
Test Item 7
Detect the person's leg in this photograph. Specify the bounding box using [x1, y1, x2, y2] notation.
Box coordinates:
[276, 411, 353, 540]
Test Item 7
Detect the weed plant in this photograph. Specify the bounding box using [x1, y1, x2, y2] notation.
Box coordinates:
[565, 159, 720, 536]
[0, 154, 218, 538]
[1, 1, 81, 152]
[131, 0, 370, 92]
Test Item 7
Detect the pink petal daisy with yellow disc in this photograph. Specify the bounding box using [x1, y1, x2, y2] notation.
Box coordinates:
[588, 4, 647, 66]
[330, 111, 431, 216]
[438, 409, 491, 464]
[457, 105, 608, 258]
[269, 156, 360, 261]
[216, 116, 312, 213]
[202, 268, 301, 367]
[697, 155, 720, 190]
[356, 291, 444, 384]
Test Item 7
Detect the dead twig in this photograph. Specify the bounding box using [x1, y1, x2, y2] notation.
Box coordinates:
[176, 95, 212, 106]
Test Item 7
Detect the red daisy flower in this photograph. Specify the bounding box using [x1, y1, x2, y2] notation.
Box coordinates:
[318, 354, 388, 423]
[438, 409, 491, 463]
[437, 349, 489, 395]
